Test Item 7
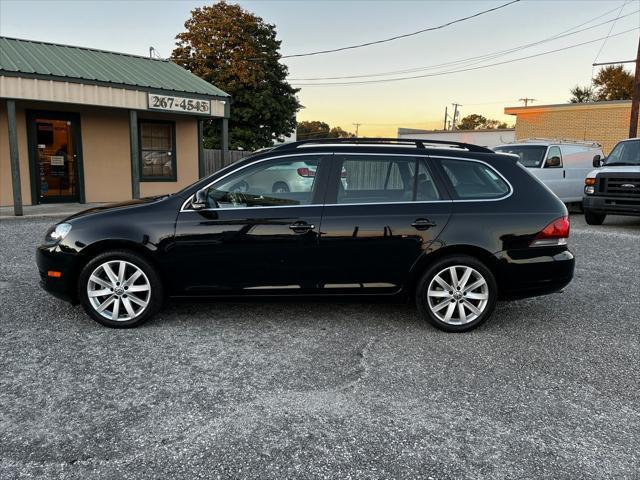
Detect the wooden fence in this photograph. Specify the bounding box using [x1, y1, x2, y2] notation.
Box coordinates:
[204, 149, 253, 176]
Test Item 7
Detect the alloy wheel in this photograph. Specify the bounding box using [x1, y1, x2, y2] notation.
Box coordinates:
[427, 265, 489, 325]
[87, 260, 151, 321]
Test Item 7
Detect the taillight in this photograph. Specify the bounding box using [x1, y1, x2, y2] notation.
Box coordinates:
[531, 216, 570, 247]
[297, 167, 315, 177]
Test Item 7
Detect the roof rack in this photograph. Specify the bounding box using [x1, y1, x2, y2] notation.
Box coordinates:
[272, 137, 493, 153]
[513, 138, 602, 148]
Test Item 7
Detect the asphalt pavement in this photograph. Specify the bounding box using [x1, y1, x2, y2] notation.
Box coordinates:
[1, 213, 639, 479]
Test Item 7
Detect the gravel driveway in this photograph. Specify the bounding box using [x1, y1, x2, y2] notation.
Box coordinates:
[1, 214, 639, 479]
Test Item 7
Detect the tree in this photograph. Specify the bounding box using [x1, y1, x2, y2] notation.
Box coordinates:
[457, 114, 508, 130]
[172, 2, 300, 150]
[329, 126, 356, 138]
[593, 65, 634, 101]
[296, 121, 355, 139]
[569, 85, 595, 103]
[568, 66, 633, 103]
[297, 121, 331, 140]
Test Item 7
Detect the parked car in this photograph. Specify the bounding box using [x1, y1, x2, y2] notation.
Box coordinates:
[37, 138, 575, 332]
[583, 138, 640, 225]
[494, 140, 604, 204]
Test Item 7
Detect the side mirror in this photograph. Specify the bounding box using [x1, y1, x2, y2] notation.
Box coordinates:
[545, 156, 561, 168]
[592, 154, 603, 168]
[192, 188, 208, 210]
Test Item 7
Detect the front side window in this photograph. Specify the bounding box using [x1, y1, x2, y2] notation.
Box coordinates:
[335, 155, 441, 204]
[605, 141, 640, 166]
[203, 156, 324, 208]
[140, 121, 176, 181]
[440, 159, 510, 200]
[544, 146, 563, 168]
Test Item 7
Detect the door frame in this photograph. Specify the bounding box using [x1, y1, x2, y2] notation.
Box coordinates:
[26, 109, 86, 204]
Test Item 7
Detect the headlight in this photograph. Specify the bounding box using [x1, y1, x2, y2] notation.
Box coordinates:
[46, 223, 72, 244]
[584, 186, 595, 195]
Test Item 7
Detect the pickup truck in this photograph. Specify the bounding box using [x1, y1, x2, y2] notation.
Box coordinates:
[583, 138, 640, 225]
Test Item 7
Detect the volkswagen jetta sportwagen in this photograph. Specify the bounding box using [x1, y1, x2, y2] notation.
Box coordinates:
[37, 138, 575, 332]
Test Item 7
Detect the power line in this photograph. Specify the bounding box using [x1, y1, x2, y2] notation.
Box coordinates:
[290, 27, 639, 87]
[281, 0, 521, 59]
[593, 0, 629, 65]
[288, 8, 638, 81]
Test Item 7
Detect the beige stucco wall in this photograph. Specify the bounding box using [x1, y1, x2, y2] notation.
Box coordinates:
[0, 100, 32, 206]
[505, 101, 633, 155]
[0, 100, 200, 207]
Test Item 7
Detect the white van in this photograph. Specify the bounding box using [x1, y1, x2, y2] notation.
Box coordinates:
[494, 139, 604, 204]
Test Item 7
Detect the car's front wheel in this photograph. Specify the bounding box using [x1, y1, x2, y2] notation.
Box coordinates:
[416, 255, 497, 332]
[78, 250, 163, 328]
[584, 209, 606, 225]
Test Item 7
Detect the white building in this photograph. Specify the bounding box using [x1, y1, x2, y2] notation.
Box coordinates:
[398, 128, 515, 149]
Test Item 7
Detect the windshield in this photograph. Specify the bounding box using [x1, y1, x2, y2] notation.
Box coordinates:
[605, 140, 640, 166]
[494, 145, 547, 168]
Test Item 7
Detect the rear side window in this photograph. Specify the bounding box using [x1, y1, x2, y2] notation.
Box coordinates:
[439, 159, 510, 200]
[336, 156, 441, 204]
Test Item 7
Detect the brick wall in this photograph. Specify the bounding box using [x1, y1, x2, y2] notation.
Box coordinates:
[506, 101, 634, 154]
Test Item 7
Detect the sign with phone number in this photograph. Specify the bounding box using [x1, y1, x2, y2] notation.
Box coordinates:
[148, 93, 211, 115]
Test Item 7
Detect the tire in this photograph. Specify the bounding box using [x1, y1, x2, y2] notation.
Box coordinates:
[416, 255, 497, 333]
[272, 182, 289, 193]
[77, 250, 163, 328]
[584, 209, 606, 225]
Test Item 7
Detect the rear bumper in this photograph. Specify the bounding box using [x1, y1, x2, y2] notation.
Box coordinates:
[495, 248, 575, 300]
[36, 246, 80, 304]
[583, 195, 640, 217]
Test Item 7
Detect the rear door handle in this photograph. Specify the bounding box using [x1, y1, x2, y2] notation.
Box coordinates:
[411, 218, 436, 230]
[289, 221, 315, 233]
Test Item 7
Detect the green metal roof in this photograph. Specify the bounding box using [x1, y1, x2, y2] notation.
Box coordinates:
[0, 36, 229, 98]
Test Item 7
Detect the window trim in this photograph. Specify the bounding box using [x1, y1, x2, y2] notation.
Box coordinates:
[180, 152, 513, 212]
[138, 119, 177, 182]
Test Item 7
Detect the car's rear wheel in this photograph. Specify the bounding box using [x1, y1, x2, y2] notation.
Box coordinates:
[78, 250, 163, 328]
[584, 209, 606, 225]
[416, 255, 497, 332]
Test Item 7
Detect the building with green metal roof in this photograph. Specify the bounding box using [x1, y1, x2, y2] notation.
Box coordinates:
[1, 36, 230, 214]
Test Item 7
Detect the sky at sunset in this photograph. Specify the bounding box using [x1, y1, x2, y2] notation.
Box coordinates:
[1, 0, 638, 137]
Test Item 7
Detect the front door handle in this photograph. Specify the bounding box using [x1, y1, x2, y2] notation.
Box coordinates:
[411, 218, 436, 230]
[289, 221, 315, 233]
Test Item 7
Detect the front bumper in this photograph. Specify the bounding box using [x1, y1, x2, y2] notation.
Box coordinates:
[36, 246, 80, 304]
[583, 195, 640, 217]
[495, 248, 575, 300]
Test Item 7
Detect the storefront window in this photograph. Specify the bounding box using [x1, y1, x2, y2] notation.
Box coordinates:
[139, 121, 176, 181]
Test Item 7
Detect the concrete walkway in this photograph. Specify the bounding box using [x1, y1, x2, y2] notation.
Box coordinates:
[0, 203, 105, 220]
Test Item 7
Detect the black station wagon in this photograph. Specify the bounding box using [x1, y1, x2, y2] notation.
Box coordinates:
[37, 138, 575, 332]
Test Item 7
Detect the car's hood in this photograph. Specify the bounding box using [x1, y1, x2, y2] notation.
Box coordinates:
[587, 165, 640, 177]
[63, 196, 168, 222]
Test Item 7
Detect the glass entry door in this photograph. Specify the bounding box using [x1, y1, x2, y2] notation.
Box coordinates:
[29, 112, 83, 203]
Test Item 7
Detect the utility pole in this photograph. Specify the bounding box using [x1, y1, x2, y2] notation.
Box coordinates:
[593, 36, 640, 138]
[352, 123, 361, 137]
[519, 97, 536, 107]
[451, 103, 461, 130]
[630, 36, 640, 138]
[443, 106, 448, 130]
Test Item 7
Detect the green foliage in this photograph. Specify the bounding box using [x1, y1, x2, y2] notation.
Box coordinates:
[171, 2, 301, 150]
[457, 114, 508, 130]
[569, 66, 633, 103]
[297, 121, 355, 139]
[569, 85, 595, 103]
[593, 65, 633, 101]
